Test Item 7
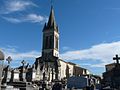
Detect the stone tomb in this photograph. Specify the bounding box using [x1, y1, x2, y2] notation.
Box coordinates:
[11, 69, 19, 82]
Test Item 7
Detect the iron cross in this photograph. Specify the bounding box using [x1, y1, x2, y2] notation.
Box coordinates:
[21, 60, 26, 66]
[113, 54, 120, 64]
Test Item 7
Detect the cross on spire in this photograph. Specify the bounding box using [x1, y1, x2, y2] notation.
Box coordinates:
[47, 5, 56, 29]
[50, 0, 53, 6]
[113, 54, 120, 64]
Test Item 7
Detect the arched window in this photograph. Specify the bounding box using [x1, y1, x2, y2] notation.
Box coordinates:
[45, 35, 53, 49]
[55, 36, 58, 49]
[49, 36, 53, 48]
[45, 36, 49, 49]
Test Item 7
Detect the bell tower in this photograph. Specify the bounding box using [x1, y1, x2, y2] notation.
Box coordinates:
[42, 6, 59, 61]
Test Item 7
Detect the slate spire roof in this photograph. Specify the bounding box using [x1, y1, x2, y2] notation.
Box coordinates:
[43, 6, 58, 32]
[47, 6, 56, 28]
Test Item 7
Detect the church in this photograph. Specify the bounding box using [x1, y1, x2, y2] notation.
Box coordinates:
[1, 6, 93, 89]
[33, 6, 90, 82]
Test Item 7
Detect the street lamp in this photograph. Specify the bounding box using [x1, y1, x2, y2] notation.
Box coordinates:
[0, 50, 5, 90]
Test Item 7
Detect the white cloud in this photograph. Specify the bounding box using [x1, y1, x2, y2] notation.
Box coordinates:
[1, 0, 37, 14]
[60, 41, 120, 67]
[24, 14, 48, 23]
[0, 0, 48, 24]
[2, 17, 21, 23]
[1, 41, 120, 68]
[62, 46, 71, 51]
[1, 47, 40, 60]
[0, 47, 40, 67]
[2, 14, 48, 23]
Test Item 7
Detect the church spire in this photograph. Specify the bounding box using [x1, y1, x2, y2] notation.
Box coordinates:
[47, 6, 57, 28]
[42, 5, 59, 58]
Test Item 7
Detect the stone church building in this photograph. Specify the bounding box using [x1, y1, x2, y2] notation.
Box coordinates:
[1, 7, 91, 89]
[32, 6, 90, 83]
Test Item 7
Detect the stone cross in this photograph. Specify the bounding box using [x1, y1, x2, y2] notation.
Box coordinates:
[113, 54, 120, 64]
[21, 60, 26, 66]
[6, 56, 12, 64]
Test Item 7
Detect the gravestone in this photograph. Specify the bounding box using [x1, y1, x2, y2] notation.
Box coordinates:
[12, 69, 19, 82]
[32, 64, 36, 81]
[20, 60, 26, 82]
[3, 56, 12, 84]
[52, 82, 62, 90]
[1, 85, 19, 90]
[6, 67, 11, 83]
[26, 82, 39, 90]
[2, 66, 11, 85]
[67, 76, 89, 89]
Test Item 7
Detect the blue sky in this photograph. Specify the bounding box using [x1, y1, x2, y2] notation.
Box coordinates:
[1, 0, 120, 75]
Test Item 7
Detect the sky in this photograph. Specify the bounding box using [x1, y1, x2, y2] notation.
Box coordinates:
[1, 0, 120, 75]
